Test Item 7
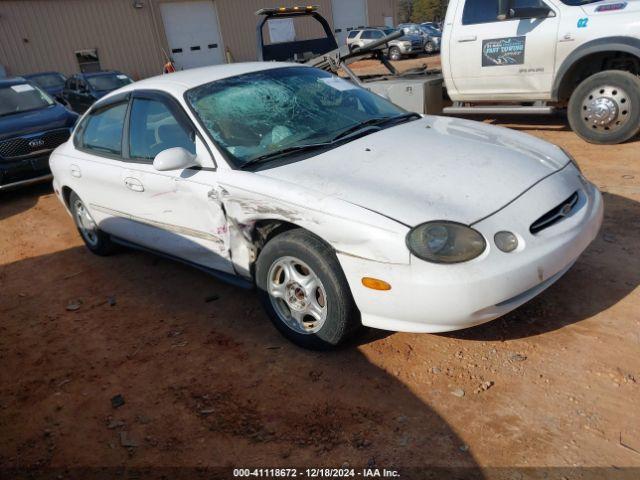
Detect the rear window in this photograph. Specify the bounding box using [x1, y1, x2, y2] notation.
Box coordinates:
[86, 73, 132, 92]
[27, 73, 66, 90]
[80, 102, 127, 155]
[462, 0, 499, 24]
[0, 83, 54, 117]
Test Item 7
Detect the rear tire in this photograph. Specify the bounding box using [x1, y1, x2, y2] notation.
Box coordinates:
[255, 229, 360, 350]
[568, 70, 640, 145]
[69, 191, 116, 256]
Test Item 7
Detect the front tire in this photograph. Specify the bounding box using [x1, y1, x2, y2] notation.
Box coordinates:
[568, 70, 640, 144]
[255, 229, 360, 350]
[424, 41, 435, 54]
[388, 47, 402, 61]
[69, 191, 115, 256]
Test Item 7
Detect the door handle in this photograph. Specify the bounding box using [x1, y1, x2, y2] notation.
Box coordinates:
[457, 35, 477, 42]
[124, 177, 144, 192]
[70, 164, 81, 178]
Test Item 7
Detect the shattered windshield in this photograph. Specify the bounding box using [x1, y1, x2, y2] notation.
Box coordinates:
[186, 67, 406, 167]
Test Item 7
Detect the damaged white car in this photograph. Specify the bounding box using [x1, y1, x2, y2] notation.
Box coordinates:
[50, 63, 603, 349]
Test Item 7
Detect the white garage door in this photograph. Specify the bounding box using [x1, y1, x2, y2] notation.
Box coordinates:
[160, 1, 224, 70]
[332, 0, 367, 46]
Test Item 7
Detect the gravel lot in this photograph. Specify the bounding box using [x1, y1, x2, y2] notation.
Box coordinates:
[1, 56, 639, 476]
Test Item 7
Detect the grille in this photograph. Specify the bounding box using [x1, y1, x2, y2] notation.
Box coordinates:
[0, 128, 70, 160]
[530, 191, 579, 234]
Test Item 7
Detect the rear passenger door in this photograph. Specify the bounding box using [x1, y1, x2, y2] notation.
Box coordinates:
[63, 77, 78, 111]
[71, 94, 131, 238]
[76, 79, 94, 113]
[118, 91, 233, 273]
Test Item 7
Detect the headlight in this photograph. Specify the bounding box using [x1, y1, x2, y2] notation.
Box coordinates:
[560, 147, 581, 172]
[406, 221, 487, 264]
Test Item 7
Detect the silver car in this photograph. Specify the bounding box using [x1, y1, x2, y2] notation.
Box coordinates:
[346, 28, 424, 61]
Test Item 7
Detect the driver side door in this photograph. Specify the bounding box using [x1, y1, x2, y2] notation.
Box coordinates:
[117, 91, 234, 274]
[449, 0, 560, 100]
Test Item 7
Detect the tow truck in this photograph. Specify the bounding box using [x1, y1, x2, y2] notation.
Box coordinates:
[257, 3, 640, 144]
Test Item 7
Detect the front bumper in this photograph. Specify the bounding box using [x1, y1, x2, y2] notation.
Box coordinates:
[397, 43, 422, 54]
[338, 167, 603, 333]
[0, 153, 52, 191]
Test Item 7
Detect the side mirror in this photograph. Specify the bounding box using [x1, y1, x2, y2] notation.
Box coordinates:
[508, 5, 552, 19]
[153, 147, 198, 171]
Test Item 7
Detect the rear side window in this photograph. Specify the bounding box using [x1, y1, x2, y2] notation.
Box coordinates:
[462, 0, 500, 24]
[128, 98, 195, 161]
[81, 102, 127, 155]
[347, 31, 359, 39]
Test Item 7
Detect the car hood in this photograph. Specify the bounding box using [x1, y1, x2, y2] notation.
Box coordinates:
[257, 116, 570, 226]
[0, 104, 77, 140]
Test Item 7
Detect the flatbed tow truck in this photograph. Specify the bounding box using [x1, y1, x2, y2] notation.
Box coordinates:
[258, 3, 640, 144]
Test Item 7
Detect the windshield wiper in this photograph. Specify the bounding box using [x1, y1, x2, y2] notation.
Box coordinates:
[240, 142, 332, 169]
[239, 113, 421, 170]
[331, 112, 421, 142]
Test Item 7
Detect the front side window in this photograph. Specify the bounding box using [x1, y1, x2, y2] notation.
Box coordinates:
[129, 98, 195, 161]
[370, 30, 385, 39]
[86, 74, 133, 92]
[361, 30, 374, 39]
[186, 67, 406, 167]
[81, 102, 127, 155]
[462, 0, 500, 24]
[0, 83, 54, 117]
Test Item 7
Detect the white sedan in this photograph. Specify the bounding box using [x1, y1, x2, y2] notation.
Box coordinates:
[50, 63, 603, 349]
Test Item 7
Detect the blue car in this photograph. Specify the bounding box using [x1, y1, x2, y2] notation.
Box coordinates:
[23, 71, 68, 104]
[0, 77, 78, 191]
[62, 70, 133, 113]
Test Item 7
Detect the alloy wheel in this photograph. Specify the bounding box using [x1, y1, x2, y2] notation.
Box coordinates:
[267, 256, 328, 335]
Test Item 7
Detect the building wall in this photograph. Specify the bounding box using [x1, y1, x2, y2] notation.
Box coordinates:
[0, 0, 397, 79]
[0, 0, 165, 79]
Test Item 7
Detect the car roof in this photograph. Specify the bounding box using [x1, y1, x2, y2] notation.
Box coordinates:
[0, 76, 28, 87]
[23, 71, 63, 78]
[81, 70, 123, 78]
[115, 62, 304, 95]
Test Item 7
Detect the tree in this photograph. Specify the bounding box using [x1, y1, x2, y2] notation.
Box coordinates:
[397, 0, 414, 23]
[410, 0, 444, 22]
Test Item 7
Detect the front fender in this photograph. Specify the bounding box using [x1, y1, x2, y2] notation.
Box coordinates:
[552, 36, 640, 101]
[218, 170, 411, 268]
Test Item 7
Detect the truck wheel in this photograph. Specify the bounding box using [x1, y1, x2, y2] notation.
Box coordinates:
[69, 191, 116, 256]
[255, 229, 360, 350]
[568, 70, 640, 144]
[424, 41, 435, 54]
[388, 47, 401, 61]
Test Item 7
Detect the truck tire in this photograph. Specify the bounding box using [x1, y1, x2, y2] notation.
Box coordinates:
[568, 70, 640, 144]
[388, 47, 402, 61]
[255, 229, 361, 350]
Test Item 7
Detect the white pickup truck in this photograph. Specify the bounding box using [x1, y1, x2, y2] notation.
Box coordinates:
[264, 3, 639, 144]
[440, 0, 640, 144]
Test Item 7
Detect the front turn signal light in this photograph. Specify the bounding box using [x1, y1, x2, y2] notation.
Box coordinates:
[362, 277, 392, 291]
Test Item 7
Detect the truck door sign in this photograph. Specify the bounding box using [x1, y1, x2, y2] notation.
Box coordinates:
[482, 36, 526, 66]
